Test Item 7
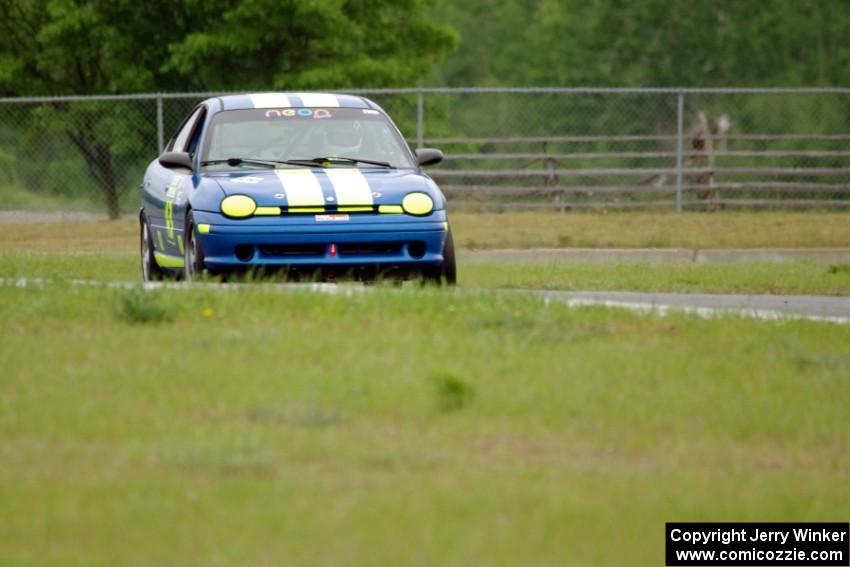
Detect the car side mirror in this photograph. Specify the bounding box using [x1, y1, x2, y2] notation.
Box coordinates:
[158, 151, 194, 172]
[415, 148, 444, 167]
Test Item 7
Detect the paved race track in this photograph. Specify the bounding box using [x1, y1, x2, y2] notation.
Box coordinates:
[533, 290, 850, 323]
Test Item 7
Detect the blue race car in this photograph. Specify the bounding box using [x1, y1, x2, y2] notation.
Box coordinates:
[140, 92, 455, 284]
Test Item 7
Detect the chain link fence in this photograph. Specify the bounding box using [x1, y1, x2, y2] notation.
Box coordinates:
[1, 87, 849, 218]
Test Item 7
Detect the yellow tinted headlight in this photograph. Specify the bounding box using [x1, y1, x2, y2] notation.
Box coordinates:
[401, 192, 434, 216]
[220, 195, 257, 218]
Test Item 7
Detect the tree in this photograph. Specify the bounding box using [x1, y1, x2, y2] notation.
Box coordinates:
[426, 0, 850, 161]
[433, 0, 850, 88]
[0, 0, 457, 218]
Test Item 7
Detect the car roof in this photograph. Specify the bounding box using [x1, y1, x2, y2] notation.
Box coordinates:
[211, 92, 378, 111]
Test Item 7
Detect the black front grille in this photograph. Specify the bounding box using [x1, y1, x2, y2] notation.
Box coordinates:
[338, 242, 402, 256]
[258, 244, 326, 257]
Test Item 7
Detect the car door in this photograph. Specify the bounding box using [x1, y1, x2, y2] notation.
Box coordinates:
[173, 106, 209, 249]
[144, 105, 206, 259]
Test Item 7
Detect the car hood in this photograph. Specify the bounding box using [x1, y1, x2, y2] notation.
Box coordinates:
[204, 168, 443, 209]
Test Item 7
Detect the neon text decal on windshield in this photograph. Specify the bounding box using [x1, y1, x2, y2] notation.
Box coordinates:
[264, 108, 333, 120]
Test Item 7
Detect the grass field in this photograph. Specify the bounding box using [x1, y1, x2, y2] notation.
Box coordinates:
[2, 213, 848, 565]
[2, 281, 849, 566]
[465, 261, 850, 296]
[3, 252, 850, 297]
[0, 186, 102, 213]
[2, 211, 850, 252]
[2, 213, 849, 297]
[452, 211, 850, 249]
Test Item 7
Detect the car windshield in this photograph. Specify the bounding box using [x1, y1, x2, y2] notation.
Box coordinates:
[201, 107, 415, 169]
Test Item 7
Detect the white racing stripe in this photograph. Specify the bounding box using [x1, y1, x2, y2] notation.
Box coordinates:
[248, 93, 292, 108]
[273, 170, 325, 207]
[324, 168, 373, 206]
[297, 93, 339, 107]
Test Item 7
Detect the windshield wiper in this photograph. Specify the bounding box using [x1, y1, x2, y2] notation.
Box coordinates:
[297, 156, 395, 168]
[201, 156, 395, 169]
[201, 157, 279, 169]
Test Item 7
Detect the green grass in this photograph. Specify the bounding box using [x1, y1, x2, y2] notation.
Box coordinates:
[0, 252, 138, 281]
[463, 260, 850, 296]
[0, 185, 100, 212]
[1, 281, 849, 566]
[2, 213, 847, 564]
[3, 215, 850, 296]
[451, 211, 850, 249]
[3, 251, 850, 296]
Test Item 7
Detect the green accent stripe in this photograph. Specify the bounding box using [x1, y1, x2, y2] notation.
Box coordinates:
[154, 251, 184, 268]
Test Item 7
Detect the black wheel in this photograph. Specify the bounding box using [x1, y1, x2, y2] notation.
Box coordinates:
[442, 228, 457, 285]
[184, 210, 206, 281]
[423, 228, 457, 286]
[140, 213, 164, 282]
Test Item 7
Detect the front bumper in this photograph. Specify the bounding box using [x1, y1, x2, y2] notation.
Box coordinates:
[191, 210, 448, 271]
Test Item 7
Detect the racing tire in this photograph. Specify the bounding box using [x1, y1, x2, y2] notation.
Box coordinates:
[184, 210, 206, 281]
[424, 228, 457, 286]
[140, 213, 164, 282]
